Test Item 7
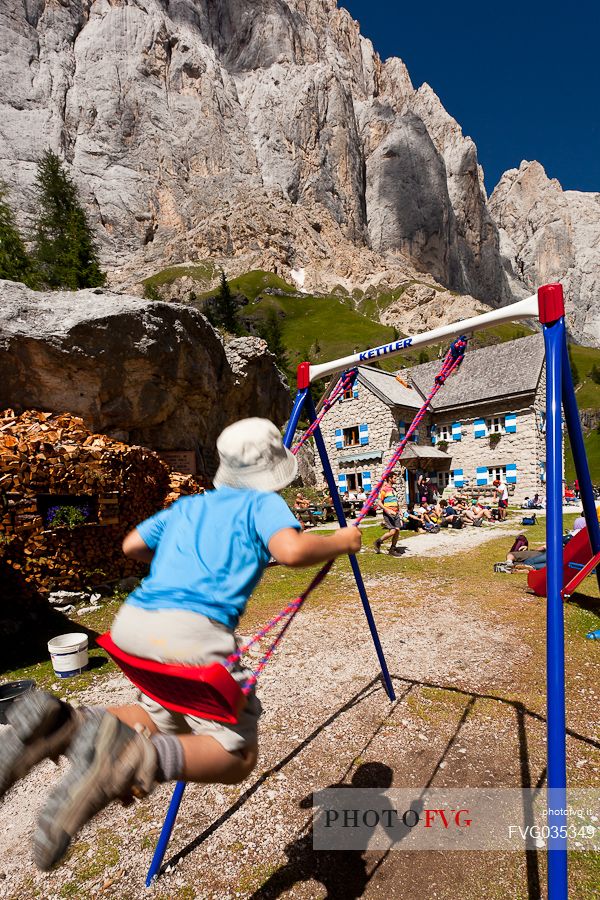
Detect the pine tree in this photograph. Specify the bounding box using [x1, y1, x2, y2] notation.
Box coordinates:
[258, 308, 288, 373]
[143, 283, 162, 302]
[33, 150, 106, 289]
[0, 182, 37, 287]
[589, 363, 600, 385]
[205, 270, 240, 333]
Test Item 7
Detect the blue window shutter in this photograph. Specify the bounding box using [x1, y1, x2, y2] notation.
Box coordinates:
[334, 428, 343, 449]
[352, 383, 359, 399]
[452, 422, 462, 442]
[337, 473, 347, 493]
[362, 470, 372, 491]
[474, 418, 486, 439]
[476, 466, 489, 486]
[359, 423, 369, 446]
[411, 425, 419, 443]
[505, 413, 517, 433]
[506, 463, 517, 484]
[453, 468, 464, 487]
[430, 424, 437, 445]
[398, 421, 406, 438]
[540, 461, 546, 483]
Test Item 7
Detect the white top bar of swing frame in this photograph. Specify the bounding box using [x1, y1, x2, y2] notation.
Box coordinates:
[308, 292, 540, 383]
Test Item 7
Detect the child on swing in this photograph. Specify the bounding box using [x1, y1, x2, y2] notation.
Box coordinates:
[0, 418, 361, 870]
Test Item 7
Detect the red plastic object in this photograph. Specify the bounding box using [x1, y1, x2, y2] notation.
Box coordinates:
[527, 526, 593, 597]
[96, 633, 246, 723]
[562, 551, 600, 598]
[538, 283, 565, 324]
[297, 361, 311, 389]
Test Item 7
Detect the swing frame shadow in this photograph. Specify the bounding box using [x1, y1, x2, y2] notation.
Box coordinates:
[157, 672, 599, 899]
[147, 284, 600, 900]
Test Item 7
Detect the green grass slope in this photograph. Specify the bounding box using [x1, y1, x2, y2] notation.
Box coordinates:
[569, 344, 600, 410]
[142, 263, 600, 409]
[242, 292, 398, 371]
[142, 262, 219, 288]
[565, 428, 600, 484]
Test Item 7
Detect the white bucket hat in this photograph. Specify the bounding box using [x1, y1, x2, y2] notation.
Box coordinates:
[213, 417, 298, 492]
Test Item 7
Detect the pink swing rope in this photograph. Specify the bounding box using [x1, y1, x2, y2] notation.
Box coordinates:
[229, 337, 468, 692]
[291, 368, 358, 455]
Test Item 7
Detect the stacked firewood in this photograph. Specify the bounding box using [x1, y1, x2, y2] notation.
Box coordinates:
[164, 471, 205, 507]
[0, 409, 171, 593]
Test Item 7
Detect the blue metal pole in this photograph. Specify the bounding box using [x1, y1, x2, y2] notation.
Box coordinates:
[542, 315, 568, 900]
[304, 391, 396, 701]
[146, 780, 187, 886]
[561, 333, 600, 590]
[282, 388, 309, 449]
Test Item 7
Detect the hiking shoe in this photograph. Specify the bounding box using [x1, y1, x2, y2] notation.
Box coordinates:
[374, 538, 382, 554]
[0, 691, 80, 800]
[33, 712, 157, 871]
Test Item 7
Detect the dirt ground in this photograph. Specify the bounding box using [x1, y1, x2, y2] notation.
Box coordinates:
[0, 516, 598, 900]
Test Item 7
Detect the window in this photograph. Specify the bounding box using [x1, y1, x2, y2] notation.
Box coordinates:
[343, 426, 360, 447]
[488, 466, 507, 482]
[486, 416, 505, 434]
[439, 424, 451, 442]
[342, 386, 353, 401]
[346, 473, 363, 491]
[437, 471, 452, 488]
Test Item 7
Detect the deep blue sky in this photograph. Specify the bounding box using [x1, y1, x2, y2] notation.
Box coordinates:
[340, 1, 600, 195]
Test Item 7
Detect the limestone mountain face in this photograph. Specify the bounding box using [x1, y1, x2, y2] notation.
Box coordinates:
[0, 1, 597, 343]
[0, 280, 291, 468]
[0, 0, 506, 300]
[489, 161, 600, 347]
[379, 283, 487, 336]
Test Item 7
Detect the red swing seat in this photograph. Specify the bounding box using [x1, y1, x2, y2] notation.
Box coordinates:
[96, 632, 246, 724]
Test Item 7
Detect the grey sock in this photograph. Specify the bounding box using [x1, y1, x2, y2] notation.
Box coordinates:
[151, 733, 185, 782]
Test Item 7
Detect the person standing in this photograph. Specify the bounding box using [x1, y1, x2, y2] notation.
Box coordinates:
[493, 477, 509, 521]
[374, 473, 403, 555]
[423, 476, 438, 504]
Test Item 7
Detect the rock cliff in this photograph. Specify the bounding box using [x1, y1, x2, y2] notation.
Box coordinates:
[0, 1, 597, 343]
[0, 281, 291, 470]
[0, 0, 506, 300]
[489, 161, 600, 347]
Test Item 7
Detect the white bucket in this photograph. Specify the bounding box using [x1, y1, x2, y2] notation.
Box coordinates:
[48, 633, 89, 677]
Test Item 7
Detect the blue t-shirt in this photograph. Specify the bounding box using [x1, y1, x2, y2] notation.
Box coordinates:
[126, 487, 301, 629]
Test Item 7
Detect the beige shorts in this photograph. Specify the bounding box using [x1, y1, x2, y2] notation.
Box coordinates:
[110, 604, 262, 753]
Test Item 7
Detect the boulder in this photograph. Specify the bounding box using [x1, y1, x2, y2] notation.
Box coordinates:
[0, 281, 291, 464]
